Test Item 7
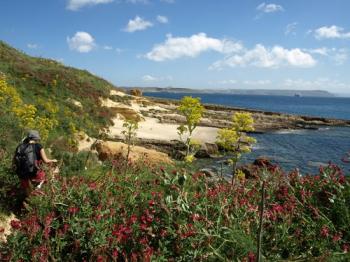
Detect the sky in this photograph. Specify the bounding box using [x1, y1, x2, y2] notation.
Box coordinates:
[1, 0, 350, 95]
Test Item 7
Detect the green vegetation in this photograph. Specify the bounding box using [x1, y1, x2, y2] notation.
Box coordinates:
[177, 96, 205, 163]
[121, 119, 139, 173]
[216, 112, 256, 182]
[0, 41, 349, 261]
[1, 158, 349, 261]
[0, 41, 117, 152]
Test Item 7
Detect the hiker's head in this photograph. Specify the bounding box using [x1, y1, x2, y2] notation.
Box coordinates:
[27, 130, 41, 142]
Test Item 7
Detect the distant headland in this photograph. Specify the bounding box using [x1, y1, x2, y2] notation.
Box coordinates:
[124, 87, 335, 97]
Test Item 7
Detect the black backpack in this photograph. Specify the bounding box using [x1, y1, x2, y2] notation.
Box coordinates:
[14, 143, 38, 178]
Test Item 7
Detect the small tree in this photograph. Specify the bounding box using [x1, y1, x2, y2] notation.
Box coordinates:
[216, 112, 256, 183]
[177, 96, 205, 162]
[121, 119, 139, 171]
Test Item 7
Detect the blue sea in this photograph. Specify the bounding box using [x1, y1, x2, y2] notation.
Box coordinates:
[144, 92, 350, 174]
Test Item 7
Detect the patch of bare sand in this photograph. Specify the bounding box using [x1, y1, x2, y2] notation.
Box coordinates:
[110, 89, 126, 97]
[109, 117, 219, 143]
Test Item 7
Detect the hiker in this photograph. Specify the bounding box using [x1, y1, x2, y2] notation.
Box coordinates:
[13, 130, 57, 196]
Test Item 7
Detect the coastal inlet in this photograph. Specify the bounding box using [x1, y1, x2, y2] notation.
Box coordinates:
[142, 92, 350, 175]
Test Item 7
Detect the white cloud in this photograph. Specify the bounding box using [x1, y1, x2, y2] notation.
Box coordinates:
[142, 74, 173, 82]
[217, 80, 238, 85]
[67, 0, 114, 10]
[332, 49, 348, 65]
[160, 0, 175, 3]
[115, 48, 124, 53]
[243, 80, 271, 85]
[67, 31, 96, 53]
[283, 78, 349, 91]
[157, 15, 168, 24]
[123, 16, 153, 32]
[145, 33, 243, 61]
[126, 0, 149, 4]
[306, 47, 348, 65]
[27, 43, 38, 49]
[211, 44, 316, 69]
[314, 25, 350, 40]
[142, 75, 157, 82]
[285, 22, 298, 36]
[103, 45, 113, 50]
[307, 47, 330, 56]
[256, 2, 284, 13]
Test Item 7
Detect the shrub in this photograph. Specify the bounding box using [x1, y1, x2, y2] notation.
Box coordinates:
[177, 96, 205, 162]
[216, 112, 256, 182]
[1, 162, 349, 261]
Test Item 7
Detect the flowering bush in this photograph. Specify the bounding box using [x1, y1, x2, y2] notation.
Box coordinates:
[0, 76, 58, 142]
[0, 162, 349, 261]
[177, 96, 205, 161]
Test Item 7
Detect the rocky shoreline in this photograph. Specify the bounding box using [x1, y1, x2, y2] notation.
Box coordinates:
[96, 91, 350, 163]
[146, 96, 350, 133]
[76, 90, 350, 172]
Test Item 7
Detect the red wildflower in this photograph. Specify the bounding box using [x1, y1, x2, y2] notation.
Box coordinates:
[140, 223, 148, 231]
[44, 212, 55, 227]
[332, 233, 342, 242]
[320, 225, 329, 238]
[130, 214, 138, 224]
[112, 249, 118, 258]
[271, 204, 284, 213]
[342, 244, 349, 253]
[97, 255, 105, 262]
[194, 192, 201, 199]
[31, 245, 49, 262]
[43, 227, 51, 240]
[68, 206, 79, 214]
[191, 213, 201, 222]
[89, 182, 97, 189]
[276, 185, 289, 200]
[247, 251, 256, 262]
[239, 198, 248, 207]
[338, 175, 346, 184]
[160, 229, 167, 237]
[181, 224, 196, 238]
[192, 172, 205, 181]
[10, 220, 21, 230]
[309, 205, 320, 219]
[63, 223, 70, 234]
[140, 237, 149, 245]
[143, 246, 154, 261]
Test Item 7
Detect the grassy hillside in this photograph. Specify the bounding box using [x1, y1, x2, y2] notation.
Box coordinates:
[0, 41, 117, 150]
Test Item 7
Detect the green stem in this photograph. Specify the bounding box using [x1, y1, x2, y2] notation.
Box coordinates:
[257, 181, 266, 262]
